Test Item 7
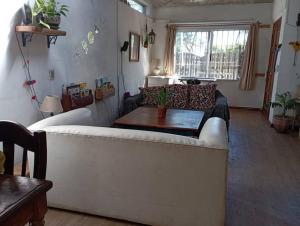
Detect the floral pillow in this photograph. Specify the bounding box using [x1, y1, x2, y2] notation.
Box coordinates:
[166, 84, 189, 109]
[189, 83, 217, 110]
[140, 86, 164, 106]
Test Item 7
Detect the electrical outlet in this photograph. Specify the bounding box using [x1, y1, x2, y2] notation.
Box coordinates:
[49, 69, 55, 80]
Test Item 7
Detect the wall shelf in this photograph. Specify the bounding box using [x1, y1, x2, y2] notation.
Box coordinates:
[16, 25, 67, 48]
[62, 91, 94, 112]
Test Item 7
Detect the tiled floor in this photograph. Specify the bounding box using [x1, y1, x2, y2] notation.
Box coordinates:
[45, 109, 300, 226]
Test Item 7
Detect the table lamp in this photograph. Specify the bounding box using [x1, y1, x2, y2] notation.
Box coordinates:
[40, 95, 63, 116]
[152, 59, 161, 76]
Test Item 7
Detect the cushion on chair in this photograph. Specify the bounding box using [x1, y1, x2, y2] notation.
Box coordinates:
[189, 84, 217, 110]
[166, 84, 189, 109]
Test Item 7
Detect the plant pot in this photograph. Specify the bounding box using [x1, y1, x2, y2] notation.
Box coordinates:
[43, 14, 61, 29]
[272, 115, 293, 133]
[158, 106, 167, 118]
[34, 13, 61, 29]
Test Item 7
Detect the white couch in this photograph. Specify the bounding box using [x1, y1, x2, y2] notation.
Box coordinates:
[28, 108, 229, 226]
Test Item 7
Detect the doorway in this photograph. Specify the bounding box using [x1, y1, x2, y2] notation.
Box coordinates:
[263, 18, 282, 117]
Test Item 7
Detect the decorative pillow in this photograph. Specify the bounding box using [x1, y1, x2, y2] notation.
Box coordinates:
[166, 84, 189, 109]
[189, 84, 217, 110]
[140, 86, 164, 106]
[0, 151, 5, 174]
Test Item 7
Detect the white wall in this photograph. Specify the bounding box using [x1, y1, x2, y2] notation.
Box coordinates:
[270, 0, 300, 120]
[273, 0, 288, 21]
[0, 1, 54, 126]
[118, 1, 153, 96]
[153, 3, 273, 108]
[0, 0, 155, 127]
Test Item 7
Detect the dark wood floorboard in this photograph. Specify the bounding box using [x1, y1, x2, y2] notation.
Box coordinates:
[45, 109, 300, 226]
[226, 109, 300, 226]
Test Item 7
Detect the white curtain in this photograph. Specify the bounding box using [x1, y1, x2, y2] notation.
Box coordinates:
[239, 23, 259, 91]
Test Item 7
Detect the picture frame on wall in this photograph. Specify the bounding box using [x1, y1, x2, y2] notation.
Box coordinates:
[129, 32, 140, 62]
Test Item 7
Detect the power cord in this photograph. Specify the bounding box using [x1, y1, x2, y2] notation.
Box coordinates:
[15, 31, 45, 118]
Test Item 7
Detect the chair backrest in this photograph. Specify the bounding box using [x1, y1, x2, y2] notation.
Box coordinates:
[0, 121, 47, 179]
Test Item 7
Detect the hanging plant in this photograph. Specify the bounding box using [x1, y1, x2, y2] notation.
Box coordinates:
[32, 0, 69, 29]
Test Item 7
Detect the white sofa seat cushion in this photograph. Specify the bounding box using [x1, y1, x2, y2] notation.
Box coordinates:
[28, 108, 94, 131]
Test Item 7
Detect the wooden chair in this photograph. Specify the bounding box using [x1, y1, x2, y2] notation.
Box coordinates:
[0, 121, 47, 179]
[0, 121, 52, 226]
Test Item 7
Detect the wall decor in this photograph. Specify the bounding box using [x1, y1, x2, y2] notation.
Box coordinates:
[143, 24, 149, 48]
[289, 13, 300, 66]
[149, 29, 156, 44]
[129, 32, 140, 62]
[73, 19, 105, 58]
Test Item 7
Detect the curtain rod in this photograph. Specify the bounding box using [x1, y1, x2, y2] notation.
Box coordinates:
[167, 20, 271, 28]
[168, 20, 254, 25]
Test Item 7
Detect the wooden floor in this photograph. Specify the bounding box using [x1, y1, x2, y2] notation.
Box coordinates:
[45, 109, 300, 226]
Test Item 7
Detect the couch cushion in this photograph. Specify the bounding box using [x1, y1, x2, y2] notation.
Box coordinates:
[140, 86, 164, 106]
[189, 84, 217, 110]
[166, 84, 189, 109]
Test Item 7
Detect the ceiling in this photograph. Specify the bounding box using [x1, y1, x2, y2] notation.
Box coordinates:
[149, 0, 273, 8]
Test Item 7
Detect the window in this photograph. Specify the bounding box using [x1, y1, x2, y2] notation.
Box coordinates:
[128, 0, 145, 14]
[174, 28, 249, 80]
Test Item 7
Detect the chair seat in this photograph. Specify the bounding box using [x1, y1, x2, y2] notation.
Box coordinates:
[0, 175, 52, 223]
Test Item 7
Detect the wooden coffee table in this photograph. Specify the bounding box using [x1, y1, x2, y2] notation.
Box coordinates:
[114, 107, 204, 136]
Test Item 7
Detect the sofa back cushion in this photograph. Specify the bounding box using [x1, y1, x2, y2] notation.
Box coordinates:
[189, 84, 217, 110]
[166, 84, 189, 109]
[140, 86, 164, 106]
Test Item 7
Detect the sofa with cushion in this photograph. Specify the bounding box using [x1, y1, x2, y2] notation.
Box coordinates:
[123, 84, 230, 129]
[28, 108, 229, 226]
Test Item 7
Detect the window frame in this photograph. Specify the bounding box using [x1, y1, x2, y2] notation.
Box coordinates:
[174, 25, 249, 81]
[127, 0, 146, 15]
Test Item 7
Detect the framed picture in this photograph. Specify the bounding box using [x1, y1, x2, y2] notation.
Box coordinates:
[129, 32, 140, 62]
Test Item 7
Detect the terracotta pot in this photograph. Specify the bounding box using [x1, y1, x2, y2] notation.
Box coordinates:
[158, 106, 167, 118]
[272, 116, 292, 133]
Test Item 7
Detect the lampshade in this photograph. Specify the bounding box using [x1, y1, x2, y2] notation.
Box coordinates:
[40, 96, 63, 114]
[152, 58, 161, 68]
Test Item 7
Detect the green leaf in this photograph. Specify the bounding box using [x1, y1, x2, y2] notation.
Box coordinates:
[39, 20, 51, 29]
[60, 11, 66, 17]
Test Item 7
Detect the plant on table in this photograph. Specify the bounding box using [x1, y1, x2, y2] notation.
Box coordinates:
[157, 89, 169, 118]
[32, 0, 69, 29]
[271, 92, 299, 133]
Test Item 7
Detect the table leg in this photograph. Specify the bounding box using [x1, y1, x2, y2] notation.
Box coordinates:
[30, 194, 48, 226]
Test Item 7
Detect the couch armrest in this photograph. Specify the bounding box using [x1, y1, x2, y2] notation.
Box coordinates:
[123, 93, 143, 115]
[199, 117, 229, 150]
[28, 108, 94, 131]
[215, 91, 229, 110]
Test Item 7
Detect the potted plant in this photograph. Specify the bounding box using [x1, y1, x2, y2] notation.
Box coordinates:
[157, 89, 168, 118]
[32, 0, 69, 29]
[271, 92, 299, 133]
